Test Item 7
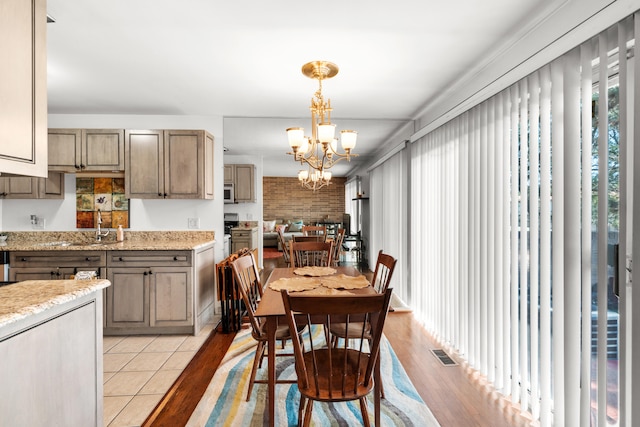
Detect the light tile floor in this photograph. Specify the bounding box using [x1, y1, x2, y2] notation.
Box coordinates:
[102, 322, 215, 427]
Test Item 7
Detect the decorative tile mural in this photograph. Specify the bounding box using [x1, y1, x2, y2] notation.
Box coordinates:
[76, 177, 129, 229]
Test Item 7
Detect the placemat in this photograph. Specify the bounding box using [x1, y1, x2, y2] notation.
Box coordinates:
[320, 274, 370, 289]
[293, 266, 337, 277]
[267, 276, 322, 292]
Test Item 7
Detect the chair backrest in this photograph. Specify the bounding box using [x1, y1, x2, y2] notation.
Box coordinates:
[331, 227, 346, 265]
[276, 227, 291, 264]
[230, 252, 264, 337]
[371, 250, 397, 293]
[293, 235, 325, 243]
[281, 288, 393, 399]
[289, 240, 333, 267]
[302, 225, 326, 237]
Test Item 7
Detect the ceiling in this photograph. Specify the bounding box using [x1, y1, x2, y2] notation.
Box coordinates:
[46, 0, 560, 177]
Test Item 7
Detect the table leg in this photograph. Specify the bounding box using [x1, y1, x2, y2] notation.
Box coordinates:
[266, 316, 277, 427]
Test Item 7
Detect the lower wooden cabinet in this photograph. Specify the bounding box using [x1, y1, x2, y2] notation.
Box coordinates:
[106, 265, 192, 331]
[104, 248, 212, 335]
[231, 227, 258, 253]
[9, 246, 215, 336]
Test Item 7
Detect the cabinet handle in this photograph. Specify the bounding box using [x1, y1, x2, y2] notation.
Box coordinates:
[75, 164, 80, 170]
[21, 257, 27, 262]
[143, 271, 148, 276]
[163, 193, 168, 198]
[173, 256, 178, 261]
[119, 257, 123, 262]
[148, 270, 153, 275]
[80, 164, 86, 170]
[86, 257, 91, 261]
[158, 193, 162, 197]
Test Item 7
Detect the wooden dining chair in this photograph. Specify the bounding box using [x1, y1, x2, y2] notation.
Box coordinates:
[289, 240, 333, 268]
[302, 224, 326, 238]
[230, 252, 302, 401]
[331, 227, 346, 266]
[329, 250, 397, 396]
[277, 227, 291, 266]
[293, 235, 325, 243]
[281, 288, 393, 427]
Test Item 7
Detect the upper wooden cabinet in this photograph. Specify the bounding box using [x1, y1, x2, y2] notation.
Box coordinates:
[0, 171, 65, 199]
[0, 0, 47, 177]
[225, 164, 255, 203]
[48, 129, 125, 172]
[125, 129, 214, 199]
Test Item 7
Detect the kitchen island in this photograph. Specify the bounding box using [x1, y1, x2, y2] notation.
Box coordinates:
[0, 279, 110, 427]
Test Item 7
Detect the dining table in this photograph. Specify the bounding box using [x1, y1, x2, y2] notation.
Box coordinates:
[255, 265, 383, 427]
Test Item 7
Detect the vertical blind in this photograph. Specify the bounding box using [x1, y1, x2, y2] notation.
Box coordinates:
[369, 151, 407, 301]
[409, 15, 634, 425]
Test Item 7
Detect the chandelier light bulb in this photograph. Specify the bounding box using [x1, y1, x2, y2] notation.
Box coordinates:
[287, 127, 304, 148]
[298, 170, 309, 181]
[317, 123, 336, 144]
[340, 130, 357, 150]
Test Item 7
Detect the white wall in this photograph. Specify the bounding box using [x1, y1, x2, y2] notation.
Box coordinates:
[0, 114, 227, 261]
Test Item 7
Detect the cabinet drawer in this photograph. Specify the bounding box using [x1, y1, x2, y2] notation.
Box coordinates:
[231, 229, 253, 238]
[10, 251, 107, 268]
[107, 251, 192, 267]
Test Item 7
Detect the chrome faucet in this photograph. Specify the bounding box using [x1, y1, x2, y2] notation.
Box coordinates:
[96, 209, 110, 242]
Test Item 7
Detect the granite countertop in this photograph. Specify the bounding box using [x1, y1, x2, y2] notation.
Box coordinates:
[0, 231, 215, 251]
[0, 279, 111, 328]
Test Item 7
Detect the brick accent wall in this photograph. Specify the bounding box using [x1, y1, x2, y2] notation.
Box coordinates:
[263, 176, 346, 224]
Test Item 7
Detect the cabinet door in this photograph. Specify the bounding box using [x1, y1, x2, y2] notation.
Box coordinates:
[150, 267, 193, 327]
[164, 129, 203, 199]
[0, 0, 47, 177]
[82, 129, 125, 171]
[106, 267, 149, 328]
[0, 176, 37, 199]
[224, 165, 234, 184]
[234, 164, 255, 202]
[39, 171, 65, 199]
[48, 129, 82, 172]
[204, 132, 215, 199]
[125, 130, 164, 199]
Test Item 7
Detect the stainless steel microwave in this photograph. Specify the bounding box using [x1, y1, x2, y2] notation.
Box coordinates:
[224, 183, 234, 203]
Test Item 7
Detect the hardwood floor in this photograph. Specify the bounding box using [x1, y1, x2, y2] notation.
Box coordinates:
[144, 255, 533, 426]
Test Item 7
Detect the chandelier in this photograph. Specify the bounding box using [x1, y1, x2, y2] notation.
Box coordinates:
[286, 60, 357, 190]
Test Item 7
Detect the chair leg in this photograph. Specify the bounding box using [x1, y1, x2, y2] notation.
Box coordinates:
[302, 398, 314, 427]
[297, 395, 306, 427]
[246, 341, 265, 401]
[359, 397, 371, 427]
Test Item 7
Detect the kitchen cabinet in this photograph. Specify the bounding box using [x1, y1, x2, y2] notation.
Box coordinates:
[0, 0, 47, 177]
[48, 128, 125, 172]
[125, 129, 215, 199]
[224, 164, 255, 202]
[7, 243, 215, 336]
[104, 249, 211, 335]
[0, 171, 65, 199]
[9, 251, 106, 281]
[231, 227, 258, 253]
[224, 165, 234, 184]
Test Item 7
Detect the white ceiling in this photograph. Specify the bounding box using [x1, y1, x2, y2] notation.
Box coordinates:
[46, 0, 561, 176]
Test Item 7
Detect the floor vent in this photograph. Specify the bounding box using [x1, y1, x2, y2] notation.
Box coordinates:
[430, 349, 457, 366]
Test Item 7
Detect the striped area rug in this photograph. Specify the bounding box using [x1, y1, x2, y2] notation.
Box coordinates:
[187, 326, 440, 426]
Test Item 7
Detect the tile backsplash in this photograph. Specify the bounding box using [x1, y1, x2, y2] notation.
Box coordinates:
[76, 177, 129, 229]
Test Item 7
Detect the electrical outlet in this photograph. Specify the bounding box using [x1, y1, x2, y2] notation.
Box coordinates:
[188, 218, 200, 229]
